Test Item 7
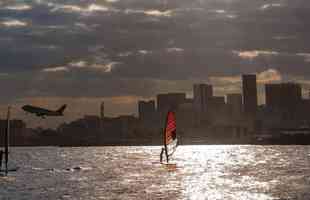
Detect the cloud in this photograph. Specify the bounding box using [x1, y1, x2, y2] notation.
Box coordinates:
[1, 19, 28, 27]
[118, 52, 133, 57]
[144, 9, 173, 17]
[70, 60, 120, 73]
[42, 67, 69, 73]
[260, 3, 282, 10]
[124, 9, 173, 17]
[3, 4, 32, 11]
[138, 50, 152, 55]
[233, 50, 279, 60]
[257, 69, 282, 83]
[166, 48, 184, 53]
[50, 3, 111, 14]
[226, 14, 237, 19]
[214, 9, 226, 14]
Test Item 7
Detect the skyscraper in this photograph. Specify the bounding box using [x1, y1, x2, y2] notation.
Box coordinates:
[242, 74, 257, 116]
[138, 100, 155, 120]
[193, 84, 213, 112]
[265, 83, 302, 111]
[100, 102, 104, 120]
[157, 93, 186, 113]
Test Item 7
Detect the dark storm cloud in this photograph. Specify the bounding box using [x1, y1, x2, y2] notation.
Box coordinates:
[2, 0, 310, 116]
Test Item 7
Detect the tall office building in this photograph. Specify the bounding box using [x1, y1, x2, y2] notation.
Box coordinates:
[138, 100, 156, 120]
[157, 93, 186, 113]
[242, 74, 258, 116]
[265, 83, 302, 111]
[100, 102, 104, 120]
[193, 84, 213, 112]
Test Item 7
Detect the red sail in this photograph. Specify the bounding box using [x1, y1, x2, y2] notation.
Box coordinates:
[165, 111, 176, 145]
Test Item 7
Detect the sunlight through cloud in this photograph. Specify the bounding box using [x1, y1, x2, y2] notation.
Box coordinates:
[4, 4, 32, 11]
[42, 67, 69, 73]
[51, 3, 110, 13]
[260, 4, 282, 10]
[233, 50, 279, 60]
[1, 19, 28, 27]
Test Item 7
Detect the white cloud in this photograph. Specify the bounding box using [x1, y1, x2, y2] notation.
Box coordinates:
[4, 4, 32, 11]
[257, 69, 282, 83]
[42, 67, 69, 72]
[75, 23, 92, 31]
[69, 61, 87, 68]
[118, 51, 133, 57]
[260, 4, 282, 10]
[233, 50, 279, 60]
[125, 9, 173, 17]
[1, 19, 28, 27]
[144, 10, 172, 17]
[69, 60, 120, 73]
[51, 3, 111, 14]
[166, 47, 184, 53]
[226, 14, 237, 19]
[138, 50, 152, 55]
[214, 9, 226, 14]
[88, 4, 109, 12]
[91, 62, 119, 72]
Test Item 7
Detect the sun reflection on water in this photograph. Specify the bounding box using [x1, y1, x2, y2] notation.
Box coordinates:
[174, 145, 275, 200]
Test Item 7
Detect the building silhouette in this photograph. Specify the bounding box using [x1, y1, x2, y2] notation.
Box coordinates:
[193, 84, 213, 113]
[100, 102, 105, 120]
[265, 83, 302, 111]
[138, 100, 156, 120]
[242, 74, 258, 117]
[227, 93, 243, 117]
[157, 93, 186, 113]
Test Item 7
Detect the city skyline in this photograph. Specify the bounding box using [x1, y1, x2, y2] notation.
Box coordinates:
[3, 73, 310, 146]
[2, 74, 310, 129]
[1, 0, 310, 127]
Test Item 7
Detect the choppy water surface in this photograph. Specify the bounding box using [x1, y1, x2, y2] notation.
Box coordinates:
[1, 146, 310, 200]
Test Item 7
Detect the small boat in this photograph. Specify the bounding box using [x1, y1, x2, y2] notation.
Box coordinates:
[160, 111, 178, 164]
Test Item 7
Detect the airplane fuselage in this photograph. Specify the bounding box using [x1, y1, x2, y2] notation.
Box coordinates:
[22, 105, 65, 118]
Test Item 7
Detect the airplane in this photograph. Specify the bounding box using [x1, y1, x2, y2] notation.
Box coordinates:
[22, 104, 67, 119]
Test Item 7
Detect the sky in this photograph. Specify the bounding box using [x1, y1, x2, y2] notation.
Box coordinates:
[1, 0, 310, 128]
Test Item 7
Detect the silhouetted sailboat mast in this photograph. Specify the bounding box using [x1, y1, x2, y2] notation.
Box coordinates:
[4, 106, 10, 175]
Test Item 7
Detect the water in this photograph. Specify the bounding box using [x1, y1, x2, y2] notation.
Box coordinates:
[1, 146, 310, 200]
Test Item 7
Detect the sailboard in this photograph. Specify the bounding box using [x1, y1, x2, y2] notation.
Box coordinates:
[0, 106, 18, 175]
[161, 111, 178, 164]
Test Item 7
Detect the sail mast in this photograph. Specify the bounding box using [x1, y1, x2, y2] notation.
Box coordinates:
[163, 111, 170, 163]
[4, 106, 10, 175]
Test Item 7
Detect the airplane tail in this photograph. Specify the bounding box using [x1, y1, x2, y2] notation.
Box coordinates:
[57, 104, 67, 115]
